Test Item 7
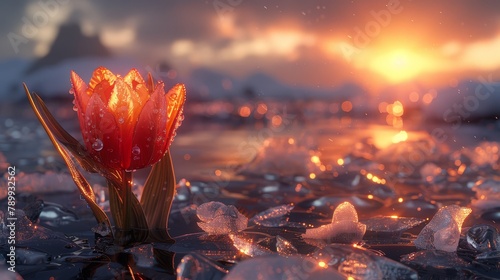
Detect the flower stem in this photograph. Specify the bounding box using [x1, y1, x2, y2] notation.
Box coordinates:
[122, 171, 133, 231]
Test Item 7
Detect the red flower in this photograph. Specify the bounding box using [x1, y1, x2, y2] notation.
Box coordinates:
[70, 67, 186, 170]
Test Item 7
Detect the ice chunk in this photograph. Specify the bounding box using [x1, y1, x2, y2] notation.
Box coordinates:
[311, 244, 418, 280]
[363, 216, 425, 241]
[224, 255, 346, 280]
[414, 205, 472, 252]
[471, 179, 500, 210]
[400, 250, 470, 278]
[465, 224, 499, 253]
[0, 210, 54, 242]
[39, 202, 79, 227]
[177, 253, 228, 280]
[276, 235, 298, 256]
[197, 202, 247, 235]
[229, 234, 273, 257]
[302, 202, 366, 243]
[249, 204, 294, 227]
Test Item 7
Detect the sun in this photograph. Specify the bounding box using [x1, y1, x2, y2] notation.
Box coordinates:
[369, 50, 430, 83]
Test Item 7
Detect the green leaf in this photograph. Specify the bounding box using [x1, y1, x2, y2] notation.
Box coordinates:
[141, 151, 176, 243]
[24, 83, 111, 230]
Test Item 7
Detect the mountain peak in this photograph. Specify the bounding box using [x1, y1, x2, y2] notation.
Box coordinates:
[26, 23, 110, 74]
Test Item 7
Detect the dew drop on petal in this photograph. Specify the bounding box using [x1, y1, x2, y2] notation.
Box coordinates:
[132, 145, 141, 155]
[118, 117, 125, 124]
[73, 106, 78, 112]
[92, 139, 104, 151]
[69, 88, 75, 95]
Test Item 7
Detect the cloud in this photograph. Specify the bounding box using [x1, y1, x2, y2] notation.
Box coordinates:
[1, 0, 500, 88]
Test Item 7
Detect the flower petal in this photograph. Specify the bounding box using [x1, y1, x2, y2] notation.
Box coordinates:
[83, 93, 121, 169]
[163, 83, 186, 151]
[70, 71, 89, 132]
[108, 78, 143, 169]
[124, 68, 149, 104]
[129, 82, 168, 169]
[88, 67, 116, 104]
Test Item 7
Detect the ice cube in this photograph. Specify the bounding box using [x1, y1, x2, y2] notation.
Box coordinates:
[197, 202, 247, 235]
[414, 205, 472, 252]
[302, 202, 366, 243]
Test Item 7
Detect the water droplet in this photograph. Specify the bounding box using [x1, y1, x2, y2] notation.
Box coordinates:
[132, 145, 141, 155]
[92, 139, 103, 151]
[73, 106, 78, 112]
[118, 117, 125, 124]
[69, 88, 75, 95]
[133, 156, 140, 160]
[99, 112, 104, 118]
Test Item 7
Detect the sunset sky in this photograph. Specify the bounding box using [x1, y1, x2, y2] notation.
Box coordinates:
[2, 0, 500, 92]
